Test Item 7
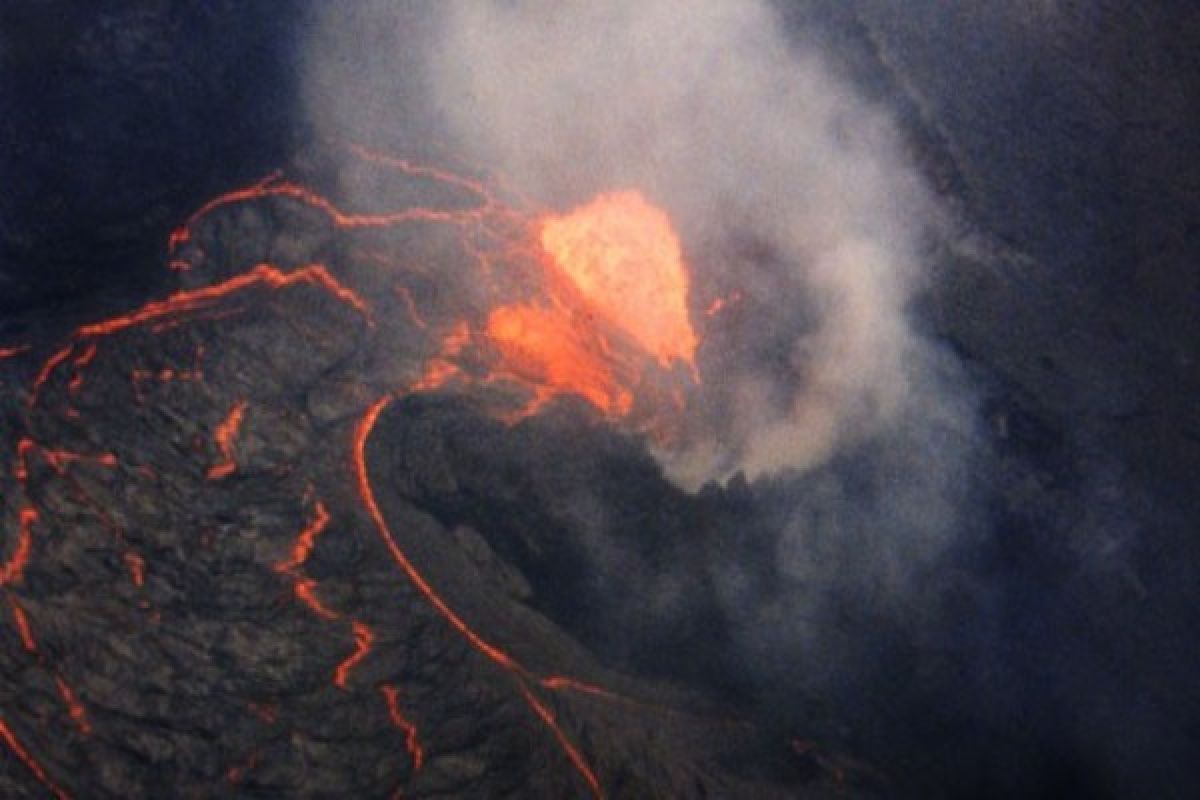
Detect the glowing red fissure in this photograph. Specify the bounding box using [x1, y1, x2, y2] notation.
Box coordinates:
[381, 684, 424, 771]
[207, 400, 248, 480]
[352, 395, 602, 798]
[0, 719, 71, 800]
[28, 264, 373, 409]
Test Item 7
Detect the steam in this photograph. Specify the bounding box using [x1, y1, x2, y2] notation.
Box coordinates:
[302, 0, 978, 725]
[304, 0, 959, 488]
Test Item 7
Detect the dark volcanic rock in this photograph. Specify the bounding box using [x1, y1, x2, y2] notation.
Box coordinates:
[0, 187, 846, 797]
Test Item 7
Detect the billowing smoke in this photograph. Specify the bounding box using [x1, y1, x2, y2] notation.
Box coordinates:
[302, 0, 979, 764]
[303, 0, 965, 484]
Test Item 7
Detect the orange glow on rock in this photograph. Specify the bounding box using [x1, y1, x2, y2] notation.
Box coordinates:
[0, 507, 37, 587]
[0, 718, 70, 800]
[333, 620, 375, 689]
[275, 501, 340, 621]
[352, 396, 602, 797]
[381, 684, 424, 771]
[539, 191, 697, 371]
[207, 400, 248, 480]
[124, 553, 146, 588]
[8, 596, 37, 653]
[485, 303, 633, 417]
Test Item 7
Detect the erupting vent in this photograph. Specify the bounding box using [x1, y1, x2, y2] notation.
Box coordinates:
[0, 145, 779, 798]
[539, 191, 697, 371]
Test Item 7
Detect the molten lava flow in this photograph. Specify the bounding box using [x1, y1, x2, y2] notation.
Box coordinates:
[704, 288, 743, 317]
[0, 507, 36, 587]
[28, 263, 372, 409]
[352, 396, 602, 797]
[8, 596, 37, 653]
[0, 148, 719, 795]
[274, 501, 338, 621]
[539, 191, 697, 371]
[207, 400, 248, 480]
[393, 286, 428, 330]
[485, 304, 633, 417]
[124, 553, 146, 588]
[333, 620, 375, 690]
[55, 677, 91, 736]
[0, 719, 70, 800]
[381, 684, 424, 771]
[539, 675, 622, 701]
[0, 345, 30, 360]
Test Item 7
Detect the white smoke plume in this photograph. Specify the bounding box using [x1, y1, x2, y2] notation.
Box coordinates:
[303, 0, 961, 490]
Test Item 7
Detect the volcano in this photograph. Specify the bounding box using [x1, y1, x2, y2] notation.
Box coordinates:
[3, 2, 1200, 798]
[0, 150, 854, 798]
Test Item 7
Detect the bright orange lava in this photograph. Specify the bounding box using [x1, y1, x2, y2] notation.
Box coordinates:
[485, 303, 633, 417]
[539, 191, 697, 371]
[55, 677, 92, 736]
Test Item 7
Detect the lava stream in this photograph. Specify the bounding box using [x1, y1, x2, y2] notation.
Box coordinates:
[381, 684, 424, 771]
[352, 395, 602, 798]
[7, 595, 37, 653]
[539, 190, 697, 372]
[28, 263, 373, 409]
[0, 719, 70, 800]
[274, 500, 338, 620]
[207, 400, 248, 480]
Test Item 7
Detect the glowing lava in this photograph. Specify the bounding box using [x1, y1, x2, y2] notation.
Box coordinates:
[539, 191, 697, 371]
[0, 346, 30, 360]
[381, 684, 424, 771]
[207, 400, 248, 480]
[0, 147, 721, 796]
[0, 719, 70, 800]
[352, 396, 602, 797]
[485, 303, 633, 417]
